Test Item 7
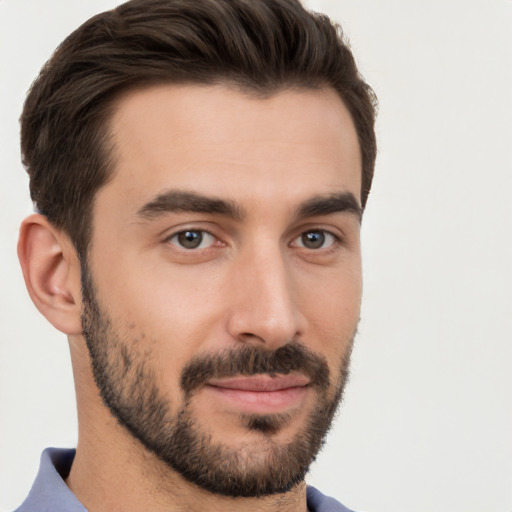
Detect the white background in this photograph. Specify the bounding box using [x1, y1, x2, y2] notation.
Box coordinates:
[1, 1, 511, 511]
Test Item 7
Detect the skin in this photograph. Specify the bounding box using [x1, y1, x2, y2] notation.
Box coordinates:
[18, 84, 362, 512]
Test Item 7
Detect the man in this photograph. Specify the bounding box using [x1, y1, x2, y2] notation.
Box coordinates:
[15, 0, 376, 511]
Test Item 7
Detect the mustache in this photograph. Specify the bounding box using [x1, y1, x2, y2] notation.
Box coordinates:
[180, 343, 330, 395]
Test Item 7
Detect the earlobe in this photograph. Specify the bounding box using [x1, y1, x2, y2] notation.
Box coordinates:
[18, 214, 83, 335]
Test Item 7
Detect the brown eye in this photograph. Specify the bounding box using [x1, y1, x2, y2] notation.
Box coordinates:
[169, 230, 215, 249]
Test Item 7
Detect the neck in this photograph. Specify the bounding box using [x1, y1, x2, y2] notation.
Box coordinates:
[67, 338, 309, 512]
[67, 433, 308, 512]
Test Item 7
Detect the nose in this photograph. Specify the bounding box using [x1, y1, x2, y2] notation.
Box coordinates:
[226, 244, 305, 349]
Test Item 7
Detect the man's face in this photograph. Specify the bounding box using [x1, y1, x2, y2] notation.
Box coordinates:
[81, 84, 362, 496]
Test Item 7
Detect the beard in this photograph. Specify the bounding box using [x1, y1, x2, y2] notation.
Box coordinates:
[80, 261, 354, 497]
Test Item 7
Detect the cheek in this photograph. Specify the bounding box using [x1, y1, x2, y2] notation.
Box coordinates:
[300, 266, 361, 357]
[92, 242, 218, 324]
[101, 264, 229, 381]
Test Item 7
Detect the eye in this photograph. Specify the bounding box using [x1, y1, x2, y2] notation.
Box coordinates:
[167, 229, 216, 250]
[293, 230, 337, 250]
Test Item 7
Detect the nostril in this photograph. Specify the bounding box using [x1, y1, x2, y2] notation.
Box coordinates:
[238, 332, 266, 344]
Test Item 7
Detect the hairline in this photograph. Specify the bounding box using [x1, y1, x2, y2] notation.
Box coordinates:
[79, 78, 363, 258]
[64, 76, 365, 260]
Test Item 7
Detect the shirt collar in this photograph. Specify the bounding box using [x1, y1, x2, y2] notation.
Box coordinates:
[15, 448, 86, 512]
[16, 447, 353, 512]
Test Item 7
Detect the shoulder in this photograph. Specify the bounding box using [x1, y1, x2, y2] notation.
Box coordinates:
[306, 486, 357, 512]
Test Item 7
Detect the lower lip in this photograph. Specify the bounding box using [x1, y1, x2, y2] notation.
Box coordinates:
[204, 385, 309, 414]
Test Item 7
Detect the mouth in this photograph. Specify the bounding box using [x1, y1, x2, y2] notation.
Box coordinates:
[203, 374, 311, 414]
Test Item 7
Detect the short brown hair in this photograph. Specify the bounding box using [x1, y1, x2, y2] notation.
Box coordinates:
[21, 0, 377, 257]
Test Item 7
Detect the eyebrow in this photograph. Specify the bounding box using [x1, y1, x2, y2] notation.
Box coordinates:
[137, 190, 244, 220]
[137, 190, 362, 223]
[296, 192, 362, 223]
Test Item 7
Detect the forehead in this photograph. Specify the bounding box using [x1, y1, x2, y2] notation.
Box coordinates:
[100, 83, 361, 216]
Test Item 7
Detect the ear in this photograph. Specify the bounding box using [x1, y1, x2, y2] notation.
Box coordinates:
[18, 214, 83, 335]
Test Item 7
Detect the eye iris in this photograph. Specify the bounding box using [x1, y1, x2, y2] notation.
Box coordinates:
[302, 231, 325, 249]
[178, 230, 203, 249]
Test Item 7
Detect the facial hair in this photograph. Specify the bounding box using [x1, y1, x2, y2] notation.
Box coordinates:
[80, 262, 354, 497]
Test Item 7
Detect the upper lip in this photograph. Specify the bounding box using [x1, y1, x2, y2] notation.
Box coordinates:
[207, 374, 310, 392]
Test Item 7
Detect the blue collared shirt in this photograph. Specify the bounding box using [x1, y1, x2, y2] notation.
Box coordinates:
[15, 448, 354, 512]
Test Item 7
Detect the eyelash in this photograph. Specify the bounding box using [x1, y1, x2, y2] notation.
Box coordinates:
[291, 230, 339, 251]
[165, 228, 341, 252]
[165, 229, 219, 250]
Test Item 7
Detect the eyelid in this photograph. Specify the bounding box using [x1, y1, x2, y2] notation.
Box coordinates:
[164, 228, 219, 250]
[290, 229, 340, 250]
